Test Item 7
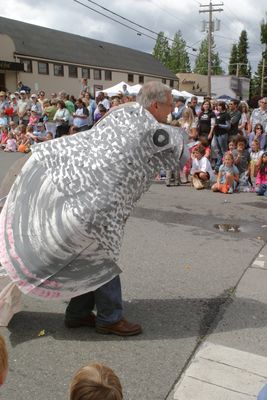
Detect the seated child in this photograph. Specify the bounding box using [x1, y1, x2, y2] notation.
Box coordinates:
[249, 139, 263, 188]
[228, 138, 236, 154]
[4, 132, 17, 152]
[0, 335, 8, 386]
[0, 126, 8, 149]
[232, 135, 250, 191]
[0, 111, 8, 127]
[190, 144, 215, 189]
[69, 362, 123, 400]
[255, 151, 267, 197]
[17, 130, 31, 153]
[211, 152, 239, 194]
[198, 133, 211, 159]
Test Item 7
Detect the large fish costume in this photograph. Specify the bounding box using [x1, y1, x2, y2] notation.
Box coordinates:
[0, 103, 188, 300]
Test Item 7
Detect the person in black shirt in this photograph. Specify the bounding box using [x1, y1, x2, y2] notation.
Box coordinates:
[213, 101, 231, 172]
[197, 100, 216, 141]
[228, 99, 241, 140]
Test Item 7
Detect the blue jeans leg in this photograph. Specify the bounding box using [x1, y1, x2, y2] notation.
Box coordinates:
[214, 134, 228, 171]
[65, 276, 123, 325]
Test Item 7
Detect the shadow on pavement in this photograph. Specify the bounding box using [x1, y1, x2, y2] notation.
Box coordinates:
[7, 295, 266, 347]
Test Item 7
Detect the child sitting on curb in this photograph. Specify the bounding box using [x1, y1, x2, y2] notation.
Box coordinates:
[211, 152, 239, 194]
[190, 144, 215, 190]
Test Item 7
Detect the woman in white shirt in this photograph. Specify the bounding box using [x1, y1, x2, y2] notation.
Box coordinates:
[53, 100, 70, 138]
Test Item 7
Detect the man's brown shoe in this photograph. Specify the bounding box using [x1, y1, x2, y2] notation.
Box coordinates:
[64, 313, 96, 328]
[96, 318, 142, 336]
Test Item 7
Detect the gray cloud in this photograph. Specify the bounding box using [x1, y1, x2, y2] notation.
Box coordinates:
[1, 0, 266, 72]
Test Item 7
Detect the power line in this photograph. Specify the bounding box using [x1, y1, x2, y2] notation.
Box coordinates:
[73, 0, 159, 41]
[74, 0, 196, 51]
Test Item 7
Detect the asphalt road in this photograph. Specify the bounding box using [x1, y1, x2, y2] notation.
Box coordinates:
[0, 152, 266, 400]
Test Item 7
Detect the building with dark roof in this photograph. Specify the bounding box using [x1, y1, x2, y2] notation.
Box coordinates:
[0, 16, 177, 96]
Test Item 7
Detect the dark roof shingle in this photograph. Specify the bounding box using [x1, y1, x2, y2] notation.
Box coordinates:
[0, 16, 176, 79]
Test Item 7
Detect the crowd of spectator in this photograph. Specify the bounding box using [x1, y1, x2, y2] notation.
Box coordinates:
[165, 95, 267, 197]
[0, 83, 136, 153]
[0, 83, 267, 196]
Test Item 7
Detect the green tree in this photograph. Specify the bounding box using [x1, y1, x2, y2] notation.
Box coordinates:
[228, 44, 238, 75]
[152, 31, 170, 66]
[193, 36, 223, 75]
[251, 21, 267, 97]
[168, 30, 191, 73]
[237, 30, 250, 77]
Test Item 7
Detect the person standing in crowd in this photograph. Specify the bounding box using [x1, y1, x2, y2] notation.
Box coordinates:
[197, 100, 216, 141]
[172, 96, 186, 120]
[190, 96, 200, 116]
[37, 90, 46, 111]
[238, 101, 250, 137]
[17, 81, 31, 94]
[249, 97, 267, 133]
[53, 100, 70, 138]
[232, 136, 250, 190]
[228, 99, 241, 141]
[64, 81, 174, 336]
[248, 123, 266, 151]
[80, 78, 89, 96]
[42, 99, 57, 138]
[8, 94, 19, 124]
[213, 101, 231, 173]
[59, 91, 75, 116]
[0, 91, 8, 113]
[73, 99, 89, 132]
[122, 83, 129, 96]
[17, 90, 31, 125]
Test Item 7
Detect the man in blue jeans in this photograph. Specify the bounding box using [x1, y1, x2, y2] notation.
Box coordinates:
[65, 81, 174, 336]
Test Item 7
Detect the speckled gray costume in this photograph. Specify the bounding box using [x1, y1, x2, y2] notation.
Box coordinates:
[0, 103, 188, 300]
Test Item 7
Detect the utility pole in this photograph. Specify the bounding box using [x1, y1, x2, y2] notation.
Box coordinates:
[199, 1, 223, 97]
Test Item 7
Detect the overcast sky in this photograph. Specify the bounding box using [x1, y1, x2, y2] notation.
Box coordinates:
[1, 0, 267, 73]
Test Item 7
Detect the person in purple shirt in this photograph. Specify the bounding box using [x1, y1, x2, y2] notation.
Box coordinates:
[249, 123, 266, 150]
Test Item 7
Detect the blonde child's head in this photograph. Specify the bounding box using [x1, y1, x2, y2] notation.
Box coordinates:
[0, 335, 8, 385]
[251, 139, 260, 152]
[223, 151, 234, 166]
[70, 362, 123, 400]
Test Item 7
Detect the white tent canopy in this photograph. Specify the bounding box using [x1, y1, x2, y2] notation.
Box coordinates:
[171, 89, 184, 98]
[96, 81, 131, 97]
[129, 84, 142, 95]
[180, 90, 194, 98]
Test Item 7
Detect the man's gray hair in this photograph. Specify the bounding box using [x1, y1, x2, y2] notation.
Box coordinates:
[137, 81, 171, 109]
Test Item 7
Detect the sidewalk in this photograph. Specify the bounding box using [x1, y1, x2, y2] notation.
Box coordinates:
[172, 244, 267, 399]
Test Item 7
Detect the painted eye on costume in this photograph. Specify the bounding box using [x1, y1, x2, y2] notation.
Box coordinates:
[153, 129, 169, 147]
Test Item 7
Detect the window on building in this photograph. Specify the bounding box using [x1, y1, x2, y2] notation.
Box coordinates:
[162, 78, 166, 84]
[69, 65, 78, 78]
[20, 59, 32, 73]
[139, 75, 144, 84]
[93, 69, 102, 80]
[38, 62, 49, 75]
[105, 70, 112, 81]
[81, 68, 90, 79]
[54, 64, 64, 77]
[169, 80, 174, 88]
[128, 73, 134, 83]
